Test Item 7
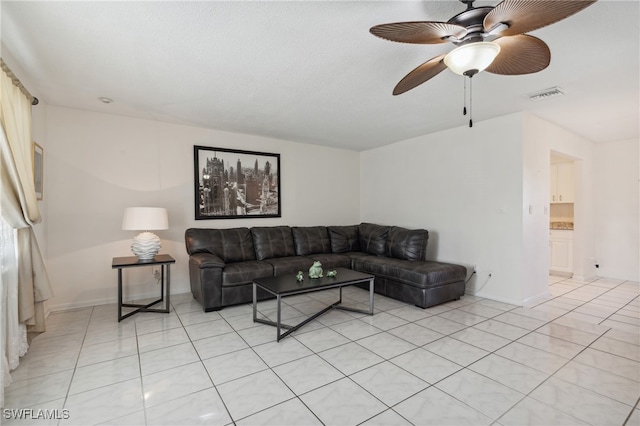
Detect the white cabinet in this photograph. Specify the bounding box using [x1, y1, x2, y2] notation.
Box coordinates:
[550, 230, 573, 274]
[550, 162, 574, 203]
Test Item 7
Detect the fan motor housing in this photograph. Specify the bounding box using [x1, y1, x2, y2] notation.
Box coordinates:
[448, 6, 493, 43]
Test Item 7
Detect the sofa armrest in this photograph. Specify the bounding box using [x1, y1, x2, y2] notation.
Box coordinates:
[190, 252, 225, 269]
[188, 253, 224, 312]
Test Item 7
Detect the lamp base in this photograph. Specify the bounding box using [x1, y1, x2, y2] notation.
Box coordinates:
[131, 231, 161, 261]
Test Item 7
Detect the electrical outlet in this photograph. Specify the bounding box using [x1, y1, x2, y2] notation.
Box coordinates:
[472, 265, 477, 273]
[488, 269, 493, 278]
[153, 270, 161, 280]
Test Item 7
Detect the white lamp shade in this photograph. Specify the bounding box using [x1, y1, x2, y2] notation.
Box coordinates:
[122, 207, 168, 231]
[122, 207, 168, 261]
[444, 42, 501, 76]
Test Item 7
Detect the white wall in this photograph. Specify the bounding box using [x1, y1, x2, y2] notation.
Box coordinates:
[524, 114, 597, 282]
[521, 116, 553, 303]
[594, 138, 639, 281]
[42, 105, 361, 311]
[361, 113, 530, 305]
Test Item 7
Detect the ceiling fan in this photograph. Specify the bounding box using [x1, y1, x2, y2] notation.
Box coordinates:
[370, 0, 597, 125]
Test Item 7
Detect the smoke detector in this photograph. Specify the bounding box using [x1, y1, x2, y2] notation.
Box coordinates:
[527, 86, 565, 102]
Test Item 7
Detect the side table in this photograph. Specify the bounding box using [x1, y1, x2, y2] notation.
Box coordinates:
[112, 254, 175, 322]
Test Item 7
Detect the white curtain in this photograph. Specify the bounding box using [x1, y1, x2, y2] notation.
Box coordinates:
[1, 215, 28, 405]
[0, 63, 52, 406]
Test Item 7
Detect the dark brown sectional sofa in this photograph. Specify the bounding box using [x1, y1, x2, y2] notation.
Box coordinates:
[185, 223, 467, 312]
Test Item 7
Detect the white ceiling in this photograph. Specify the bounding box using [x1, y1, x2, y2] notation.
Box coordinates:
[2, 1, 638, 151]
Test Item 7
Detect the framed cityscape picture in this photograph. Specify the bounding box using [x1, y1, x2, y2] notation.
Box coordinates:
[194, 145, 281, 220]
[33, 141, 43, 200]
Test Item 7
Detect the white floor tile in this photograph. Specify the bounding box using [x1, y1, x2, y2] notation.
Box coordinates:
[360, 409, 413, 426]
[60, 378, 144, 426]
[394, 386, 492, 425]
[330, 318, 383, 341]
[529, 377, 632, 426]
[436, 369, 525, 419]
[450, 327, 511, 352]
[272, 354, 344, 395]
[553, 360, 640, 406]
[202, 347, 268, 385]
[300, 377, 386, 425]
[77, 336, 138, 367]
[144, 387, 232, 426]
[358, 311, 409, 331]
[69, 355, 140, 395]
[423, 336, 489, 367]
[467, 354, 549, 394]
[252, 338, 314, 367]
[9, 349, 79, 382]
[184, 318, 234, 341]
[356, 331, 417, 359]
[573, 348, 640, 382]
[142, 362, 213, 408]
[139, 342, 200, 376]
[192, 331, 249, 359]
[496, 342, 569, 375]
[471, 319, 530, 341]
[4, 370, 73, 408]
[590, 335, 640, 362]
[391, 348, 462, 384]
[236, 398, 322, 426]
[216, 369, 295, 420]
[351, 361, 428, 405]
[318, 342, 384, 376]
[136, 327, 190, 353]
[387, 323, 444, 346]
[293, 327, 351, 352]
[498, 396, 589, 426]
[414, 315, 468, 335]
[516, 331, 586, 359]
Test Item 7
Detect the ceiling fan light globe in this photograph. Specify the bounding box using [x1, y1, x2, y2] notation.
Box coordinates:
[444, 42, 501, 76]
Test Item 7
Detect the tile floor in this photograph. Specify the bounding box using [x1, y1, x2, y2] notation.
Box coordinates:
[3, 275, 639, 426]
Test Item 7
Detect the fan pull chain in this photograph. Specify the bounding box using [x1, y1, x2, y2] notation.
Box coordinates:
[463, 78, 467, 116]
[468, 75, 473, 128]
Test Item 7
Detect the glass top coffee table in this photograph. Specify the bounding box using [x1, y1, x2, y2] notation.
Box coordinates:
[253, 267, 375, 341]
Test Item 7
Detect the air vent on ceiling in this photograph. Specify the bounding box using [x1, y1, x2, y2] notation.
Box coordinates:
[527, 86, 565, 102]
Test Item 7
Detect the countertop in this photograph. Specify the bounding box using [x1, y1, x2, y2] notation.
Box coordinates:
[550, 222, 574, 230]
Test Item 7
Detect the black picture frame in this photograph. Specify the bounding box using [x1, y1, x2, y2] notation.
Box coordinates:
[194, 145, 281, 220]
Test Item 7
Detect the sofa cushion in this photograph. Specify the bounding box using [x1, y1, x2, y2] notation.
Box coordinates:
[328, 225, 361, 253]
[309, 253, 352, 269]
[292, 226, 332, 255]
[185, 228, 256, 263]
[251, 226, 296, 260]
[358, 223, 389, 256]
[387, 226, 429, 261]
[266, 256, 315, 276]
[222, 260, 273, 286]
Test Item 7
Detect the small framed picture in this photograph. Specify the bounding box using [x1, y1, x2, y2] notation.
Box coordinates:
[194, 145, 281, 220]
[33, 142, 43, 200]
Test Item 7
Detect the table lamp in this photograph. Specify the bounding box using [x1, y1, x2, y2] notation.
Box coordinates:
[122, 207, 169, 261]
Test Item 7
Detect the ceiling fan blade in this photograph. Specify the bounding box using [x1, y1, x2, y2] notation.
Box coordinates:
[370, 22, 466, 44]
[484, 0, 597, 37]
[393, 54, 447, 95]
[486, 34, 550, 75]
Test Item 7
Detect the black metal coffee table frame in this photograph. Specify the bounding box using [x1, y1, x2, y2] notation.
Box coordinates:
[252, 268, 375, 341]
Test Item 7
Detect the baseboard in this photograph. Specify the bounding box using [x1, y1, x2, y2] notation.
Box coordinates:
[46, 290, 171, 314]
[522, 289, 552, 307]
[550, 270, 572, 278]
[465, 288, 551, 307]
